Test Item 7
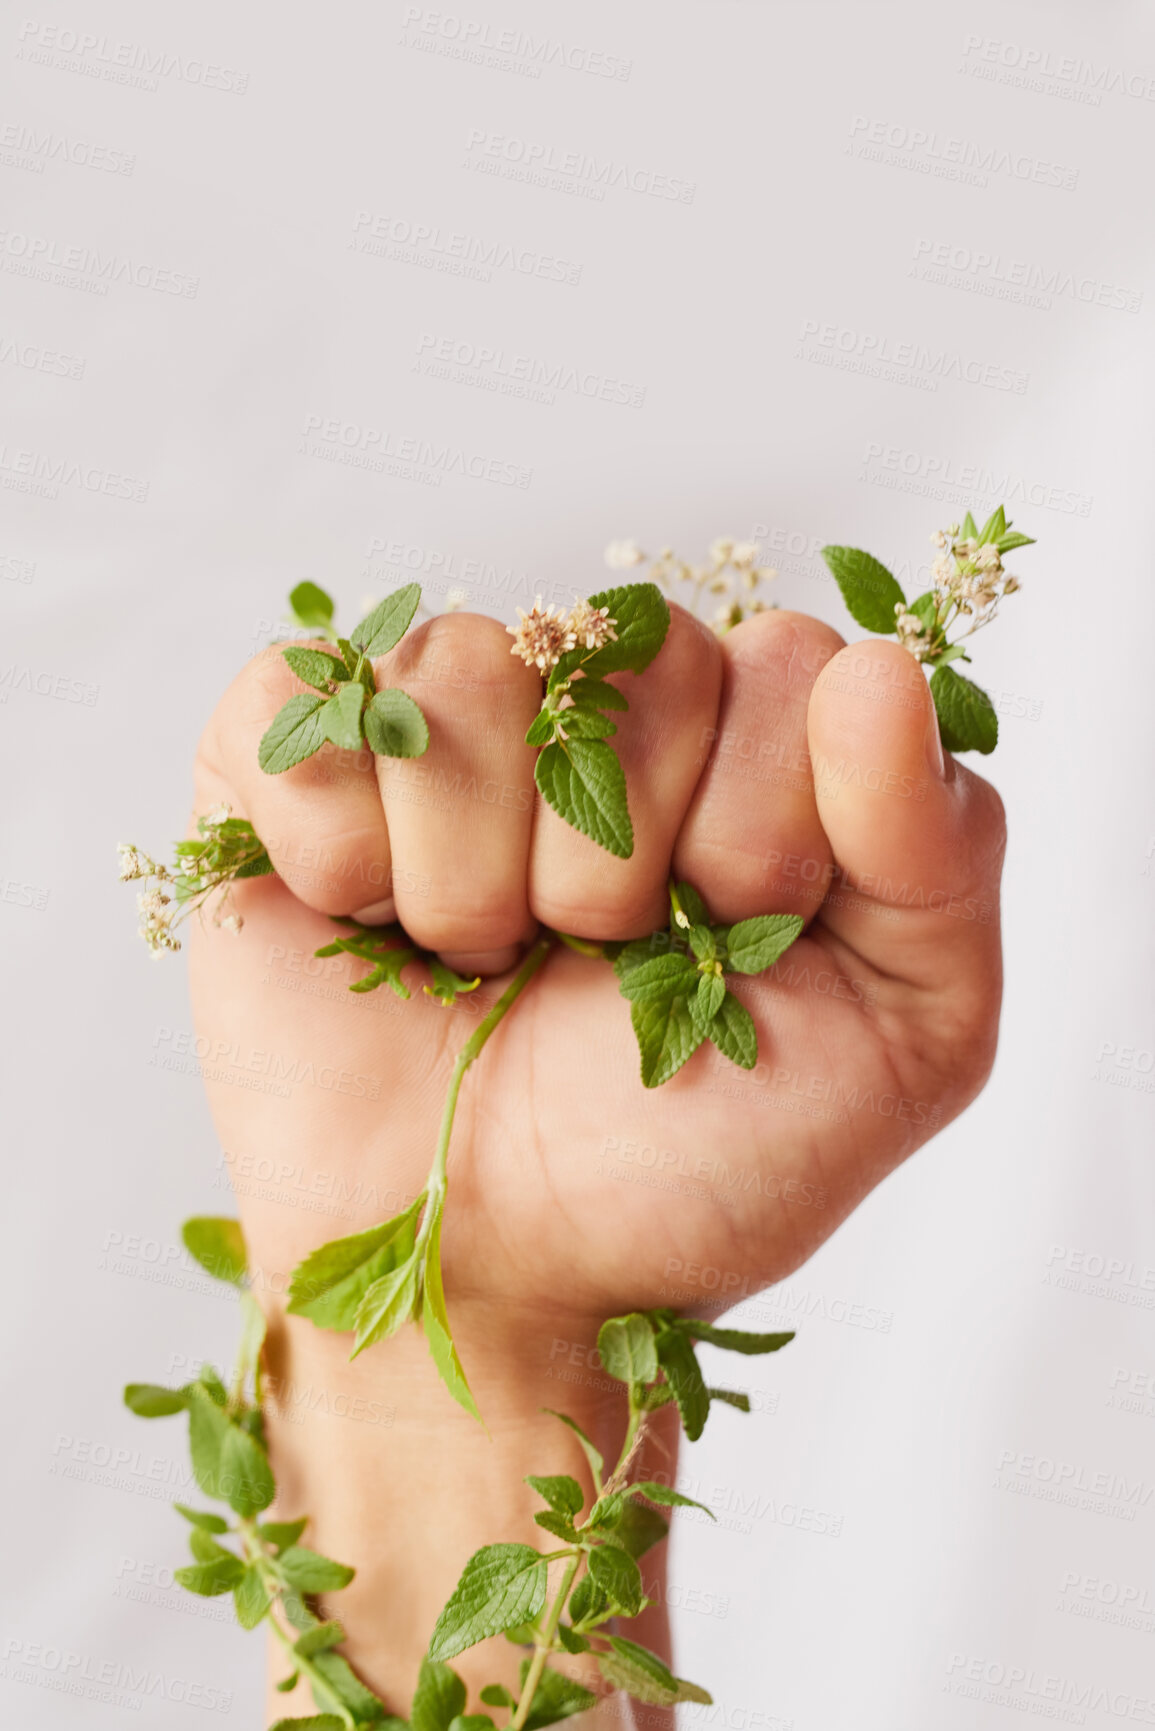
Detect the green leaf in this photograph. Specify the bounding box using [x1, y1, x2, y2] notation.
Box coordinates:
[448, 1719, 496, 1731]
[424, 960, 481, 1007]
[567, 1576, 609, 1629]
[422, 1204, 481, 1422]
[427, 1545, 549, 1662]
[525, 709, 557, 747]
[269, 1716, 345, 1730]
[549, 583, 669, 686]
[364, 687, 429, 758]
[310, 1649, 393, 1723]
[930, 643, 968, 668]
[182, 1217, 247, 1284]
[725, 913, 804, 975]
[930, 664, 998, 755]
[677, 1319, 795, 1356]
[597, 1637, 678, 1706]
[518, 1659, 598, 1729]
[412, 1672, 467, 1731]
[283, 646, 346, 692]
[692, 972, 726, 1028]
[707, 992, 758, 1069]
[976, 506, 1006, 545]
[535, 739, 633, 859]
[274, 1671, 299, 1692]
[174, 1503, 229, 1533]
[258, 1518, 308, 1549]
[336, 635, 358, 675]
[597, 1314, 658, 1386]
[234, 1564, 271, 1629]
[909, 590, 938, 633]
[960, 511, 978, 539]
[586, 1544, 644, 1617]
[599, 1497, 668, 1560]
[633, 1482, 715, 1517]
[543, 1411, 604, 1489]
[288, 581, 336, 636]
[566, 676, 629, 712]
[820, 546, 906, 634]
[175, 1557, 246, 1597]
[186, 1387, 276, 1517]
[687, 924, 715, 964]
[534, 1510, 579, 1543]
[351, 583, 422, 656]
[351, 1254, 420, 1356]
[294, 1620, 346, 1657]
[525, 1475, 584, 1518]
[321, 681, 367, 750]
[615, 952, 699, 1004]
[198, 1365, 228, 1405]
[655, 1328, 710, 1441]
[124, 1382, 188, 1418]
[707, 1386, 752, 1412]
[277, 1546, 355, 1594]
[996, 529, 1035, 553]
[287, 1198, 424, 1331]
[259, 693, 328, 773]
[556, 1625, 592, 1655]
[188, 1527, 233, 1564]
[672, 881, 709, 928]
[479, 1685, 515, 1708]
[630, 991, 703, 1089]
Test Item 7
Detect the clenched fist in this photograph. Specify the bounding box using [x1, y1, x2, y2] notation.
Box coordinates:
[188, 603, 1005, 1716]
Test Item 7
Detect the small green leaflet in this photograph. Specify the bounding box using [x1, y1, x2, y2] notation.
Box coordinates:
[234, 1564, 271, 1629]
[315, 921, 419, 998]
[364, 687, 429, 757]
[605, 1498, 669, 1560]
[351, 1253, 420, 1356]
[294, 1621, 346, 1658]
[676, 1318, 795, 1355]
[411, 1660, 467, 1731]
[277, 1546, 355, 1594]
[543, 1410, 604, 1490]
[820, 546, 906, 634]
[282, 646, 346, 691]
[269, 1718, 346, 1731]
[321, 680, 367, 750]
[287, 1198, 424, 1331]
[535, 739, 633, 859]
[182, 1216, 248, 1284]
[424, 960, 481, 1007]
[426, 1544, 549, 1662]
[725, 914, 804, 975]
[259, 1518, 309, 1549]
[654, 1326, 710, 1442]
[596, 1635, 711, 1707]
[259, 694, 327, 774]
[422, 1205, 480, 1422]
[350, 583, 422, 657]
[287, 581, 337, 639]
[632, 1481, 715, 1517]
[930, 664, 998, 754]
[124, 1382, 188, 1417]
[548, 583, 670, 687]
[706, 992, 757, 1068]
[597, 1313, 658, 1386]
[525, 1474, 584, 1517]
[175, 1556, 245, 1597]
[585, 1543, 644, 1617]
[174, 1503, 229, 1532]
[517, 1659, 597, 1728]
[186, 1385, 275, 1517]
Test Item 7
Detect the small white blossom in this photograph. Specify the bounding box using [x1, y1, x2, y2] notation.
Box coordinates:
[567, 599, 618, 651]
[507, 599, 576, 671]
[730, 541, 760, 570]
[709, 537, 735, 566]
[604, 538, 645, 570]
[444, 588, 469, 612]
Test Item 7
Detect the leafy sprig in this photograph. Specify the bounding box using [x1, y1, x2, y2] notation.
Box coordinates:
[611, 881, 804, 1088]
[118, 807, 272, 955]
[821, 504, 1034, 755]
[258, 582, 429, 775]
[511, 584, 670, 859]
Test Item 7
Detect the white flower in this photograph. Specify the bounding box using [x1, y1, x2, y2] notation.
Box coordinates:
[730, 540, 760, 570]
[507, 599, 577, 671]
[444, 588, 469, 612]
[709, 537, 735, 566]
[567, 599, 618, 651]
[930, 529, 949, 550]
[604, 538, 645, 570]
[203, 803, 231, 828]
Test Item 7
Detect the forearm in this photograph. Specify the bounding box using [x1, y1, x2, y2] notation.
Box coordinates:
[260, 1297, 679, 1723]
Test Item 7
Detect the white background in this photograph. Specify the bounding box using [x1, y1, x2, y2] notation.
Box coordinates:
[2, 2, 1153, 1727]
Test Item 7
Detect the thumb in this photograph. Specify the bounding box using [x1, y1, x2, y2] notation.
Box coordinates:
[806, 639, 1006, 1029]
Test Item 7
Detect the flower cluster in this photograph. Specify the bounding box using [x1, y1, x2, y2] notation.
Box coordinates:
[605, 536, 777, 634]
[118, 806, 270, 956]
[507, 597, 618, 671]
[893, 522, 1023, 664]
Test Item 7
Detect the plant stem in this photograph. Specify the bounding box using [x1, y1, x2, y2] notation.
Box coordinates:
[239, 1519, 358, 1729]
[420, 933, 555, 1228]
[510, 1551, 582, 1731]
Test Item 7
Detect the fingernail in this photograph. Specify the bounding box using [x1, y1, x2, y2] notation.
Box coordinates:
[350, 897, 396, 925]
[924, 707, 948, 780]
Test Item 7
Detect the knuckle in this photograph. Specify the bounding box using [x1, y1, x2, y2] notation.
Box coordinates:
[726, 609, 845, 680]
[380, 610, 526, 695]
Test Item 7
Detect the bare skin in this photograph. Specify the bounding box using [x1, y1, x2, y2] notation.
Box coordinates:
[187, 603, 1005, 1722]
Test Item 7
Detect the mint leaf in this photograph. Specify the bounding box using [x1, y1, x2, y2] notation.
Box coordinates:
[566, 677, 628, 711]
[278, 1546, 355, 1594]
[351, 583, 422, 656]
[620, 959, 704, 1086]
[632, 1482, 715, 1517]
[293, 1621, 346, 1658]
[124, 1382, 188, 1418]
[422, 1204, 480, 1422]
[174, 1503, 229, 1532]
[616, 952, 699, 1004]
[549, 583, 669, 687]
[996, 529, 1035, 553]
[364, 687, 429, 758]
[234, 1564, 271, 1629]
[287, 1198, 424, 1330]
[309, 1650, 392, 1722]
[449, 1719, 496, 1731]
[427, 1544, 549, 1662]
[597, 1314, 658, 1386]
[182, 1217, 247, 1285]
[820, 546, 906, 634]
[960, 511, 978, 539]
[186, 1388, 275, 1516]
[543, 1410, 604, 1489]
[321, 681, 367, 750]
[655, 1328, 710, 1441]
[188, 1527, 233, 1564]
[672, 881, 709, 927]
[258, 1518, 309, 1549]
[534, 1509, 579, 1543]
[525, 709, 557, 747]
[424, 960, 481, 1007]
[692, 972, 725, 1028]
[706, 1386, 752, 1413]
[707, 992, 757, 1069]
[677, 1319, 795, 1355]
[288, 581, 336, 637]
[175, 1556, 245, 1597]
[586, 1544, 644, 1617]
[605, 1498, 669, 1559]
[725, 913, 804, 975]
[259, 693, 327, 773]
[908, 590, 938, 633]
[351, 1254, 420, 1356]
[282, 646, 346, 692]
[535, 739, 633, 859]
[525, 1475, 584, 1518]
[411, 1660, 467, 1731]
[556, 707, 616, 740]
[976, 505, 1006, 545]
[598, 1635, 677, 1704]
[274, 1673, 300, 1693]
[518, 1660, 597, 1729]
[270, 1718, 345, 1731]
[480, 1686, 515, 1708]
[930, 664, 998, 754]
